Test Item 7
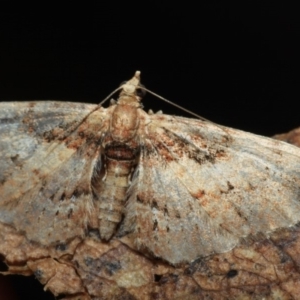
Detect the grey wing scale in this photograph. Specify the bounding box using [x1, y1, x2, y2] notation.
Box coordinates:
[0, 101, 106, 246]
[120, 114, 300, 265]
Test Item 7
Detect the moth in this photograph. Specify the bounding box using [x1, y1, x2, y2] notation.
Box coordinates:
[1, 71, 300, 265]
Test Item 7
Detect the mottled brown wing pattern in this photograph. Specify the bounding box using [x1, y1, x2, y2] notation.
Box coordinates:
[120, 114, 300, 264]
[0, 101, 108, 245]
[2, 72, 300, 269]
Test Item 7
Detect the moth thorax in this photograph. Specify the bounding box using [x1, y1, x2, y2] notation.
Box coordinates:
[110, 104, 140, 142]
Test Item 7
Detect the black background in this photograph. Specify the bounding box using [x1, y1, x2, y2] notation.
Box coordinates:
[0, 2, 300, 299]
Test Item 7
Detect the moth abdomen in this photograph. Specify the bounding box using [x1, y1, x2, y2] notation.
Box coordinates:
[93, 155, 138, 241]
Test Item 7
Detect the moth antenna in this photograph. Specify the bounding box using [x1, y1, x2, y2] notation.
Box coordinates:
[140, 85, 234, 139]
[98, 86, 123, 107]
[140, 86, 230, 132]
[141, 86, 211, 122]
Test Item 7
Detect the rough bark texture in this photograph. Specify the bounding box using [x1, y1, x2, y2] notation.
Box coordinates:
[1, 220, 300, 299]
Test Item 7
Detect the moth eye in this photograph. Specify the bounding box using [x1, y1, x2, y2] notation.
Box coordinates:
[136, 84, 146, 98]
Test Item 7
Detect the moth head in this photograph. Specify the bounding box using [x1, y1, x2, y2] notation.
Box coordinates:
[119, 71, 146, 103]
[99, 71, 146, 108]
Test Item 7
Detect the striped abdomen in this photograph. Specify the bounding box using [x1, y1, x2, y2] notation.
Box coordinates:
[94, 143, 139, 240]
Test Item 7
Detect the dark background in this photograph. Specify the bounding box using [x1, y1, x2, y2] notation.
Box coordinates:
[0, 2, 299, 299]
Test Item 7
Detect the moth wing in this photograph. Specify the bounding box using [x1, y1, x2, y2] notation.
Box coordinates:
[0, 101, 107, 246]
[120, 114, 300, 265]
